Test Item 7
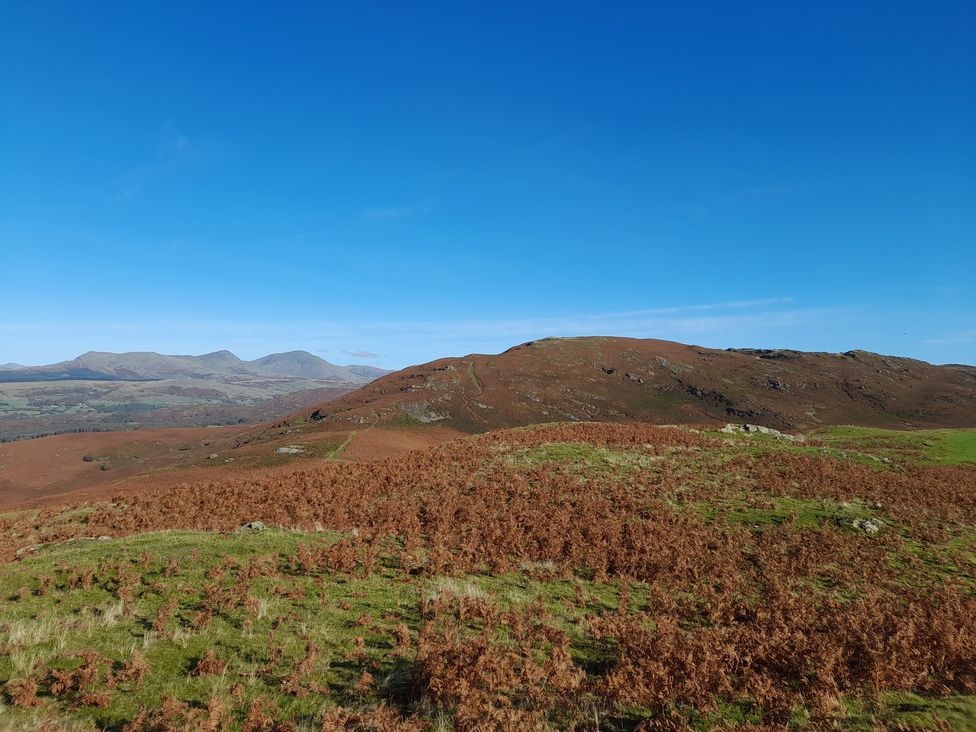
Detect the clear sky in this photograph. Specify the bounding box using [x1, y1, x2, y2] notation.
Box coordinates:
[2, 1, 974, 368]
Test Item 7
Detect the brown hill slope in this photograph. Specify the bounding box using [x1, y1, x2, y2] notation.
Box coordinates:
[301, 336, 976, 431]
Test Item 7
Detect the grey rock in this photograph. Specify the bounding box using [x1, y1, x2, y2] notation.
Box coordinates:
[851, 518, 883, 535]
[401, 402, 449, 423]
[720, 423, 804, 442]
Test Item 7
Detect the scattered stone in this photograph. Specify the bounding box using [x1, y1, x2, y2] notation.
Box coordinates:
[238, 521, 267, 531]
[625, 372, 643, 384]
[401, 402, 449, 423]
[275, 446, 305, 455]
[720, 423, 804, 442]
[865, 454, 893, 464]
[207, 453, 219, 460]
[602, 367, 616, 375]
[851, 518, 883, 535]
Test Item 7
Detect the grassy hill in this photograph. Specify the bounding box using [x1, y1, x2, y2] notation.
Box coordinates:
[1, 422, 973, 729]
[299, 337, 976, 434]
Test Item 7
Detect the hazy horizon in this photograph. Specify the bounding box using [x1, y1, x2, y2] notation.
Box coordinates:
[3, 313, 975, 371]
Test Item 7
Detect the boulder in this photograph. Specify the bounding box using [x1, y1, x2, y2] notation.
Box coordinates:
[851, 518, 883, 535]
[720, 423, 804, 442]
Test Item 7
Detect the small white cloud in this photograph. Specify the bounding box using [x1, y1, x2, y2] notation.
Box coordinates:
[345, 349, 380, 359]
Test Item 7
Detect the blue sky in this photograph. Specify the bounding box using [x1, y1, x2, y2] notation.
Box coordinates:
[1, 1, 974, 368]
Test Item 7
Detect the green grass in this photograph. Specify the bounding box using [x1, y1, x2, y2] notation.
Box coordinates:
[702, 424, 976, 468]
[2, 527, 971, 730]
[842, 692, 976, 731]
[693, 496, 880, 530]
[324, 432, 355, 460]
[466, 363, 482, 392]
[812, 426, 976, 466]
[0, 529, 632, 729]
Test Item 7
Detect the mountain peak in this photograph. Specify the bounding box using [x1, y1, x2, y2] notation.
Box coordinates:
[197, 350, 242, 365]
[247, 352, 363, 381]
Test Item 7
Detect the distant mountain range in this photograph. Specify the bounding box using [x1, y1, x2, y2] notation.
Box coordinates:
[0, 350, 393, 440]
[8, 339, 976, 443]
[0, 350, 392, 384]
[300, 336, 976, 431]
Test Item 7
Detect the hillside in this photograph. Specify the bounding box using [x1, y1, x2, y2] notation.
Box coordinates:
[302, 336, 976, 431]
[0, 421, 973, 729]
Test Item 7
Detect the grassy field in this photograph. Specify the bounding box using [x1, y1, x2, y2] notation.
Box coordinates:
[812, 425, 976, 466]
[1, 422, 974, 730]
